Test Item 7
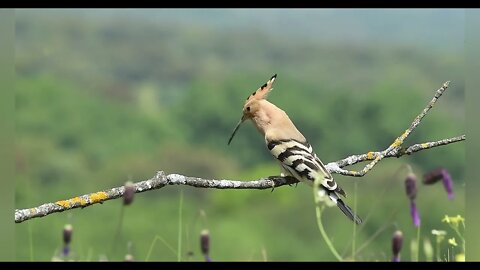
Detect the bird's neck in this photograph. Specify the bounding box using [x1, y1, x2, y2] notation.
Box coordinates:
[252, 101, 306, 143]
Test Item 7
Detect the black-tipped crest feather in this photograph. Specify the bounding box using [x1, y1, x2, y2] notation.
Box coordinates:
[245, 74, 277, 102]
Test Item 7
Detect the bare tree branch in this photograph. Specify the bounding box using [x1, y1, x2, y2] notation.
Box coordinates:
[14, 172, 299, 223]
[327, 134, 465, 176]
[14, 81, 465, 223]
[339, 81, 451, 177]
[14, 135, 463, 224]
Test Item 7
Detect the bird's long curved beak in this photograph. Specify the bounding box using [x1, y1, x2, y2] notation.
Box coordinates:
[227, 115, 246, 145]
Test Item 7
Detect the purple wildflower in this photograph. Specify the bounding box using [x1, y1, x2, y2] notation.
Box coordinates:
[423, 168, 454, 200]
[410, 200, 421, 227]
[62, 246, 70, 257]
[405, 173, 417, 201]
[392, 230, 403, 262]
[63, 224, 72, 245]
[63, 224, 73, 257]
[405, 172, 420, 227]
[423, 168, 443, 185]
[200, 229, 211, 262]
[441, 170, 454, 200]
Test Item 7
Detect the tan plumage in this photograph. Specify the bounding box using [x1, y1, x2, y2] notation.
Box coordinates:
[228, 74, 362, 224]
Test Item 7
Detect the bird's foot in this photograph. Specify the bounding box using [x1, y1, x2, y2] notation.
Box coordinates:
[267, 175, 281, 193]
[288, 182, 299, 188]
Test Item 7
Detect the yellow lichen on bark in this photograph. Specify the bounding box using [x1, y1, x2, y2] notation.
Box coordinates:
[89, 192, 108, 203]
[55, 200, 71, 208]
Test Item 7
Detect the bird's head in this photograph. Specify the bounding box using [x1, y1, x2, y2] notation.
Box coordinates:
[228, 74, 277, 145]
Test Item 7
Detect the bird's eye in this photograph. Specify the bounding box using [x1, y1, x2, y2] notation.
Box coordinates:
[246, 106, 251, 112]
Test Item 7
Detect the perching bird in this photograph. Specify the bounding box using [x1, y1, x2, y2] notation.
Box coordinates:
[228, 74, 362, 224]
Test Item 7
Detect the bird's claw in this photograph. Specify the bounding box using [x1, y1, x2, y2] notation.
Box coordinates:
[267, 175, 278, 192]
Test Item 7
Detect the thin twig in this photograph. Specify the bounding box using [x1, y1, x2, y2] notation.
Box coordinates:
[327, 135, 465, 176]
[336, 81, 450, 177]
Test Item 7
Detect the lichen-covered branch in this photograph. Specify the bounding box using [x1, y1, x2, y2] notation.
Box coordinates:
[327, 135, 465, 176]
[339, 81, 451, 177]
[15, 173, 299, 223]
[14, 135, 463, 224]
[14, 81, 464, 223]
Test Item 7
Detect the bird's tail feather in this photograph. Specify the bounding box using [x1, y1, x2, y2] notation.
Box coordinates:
[328, 192, 363, 225]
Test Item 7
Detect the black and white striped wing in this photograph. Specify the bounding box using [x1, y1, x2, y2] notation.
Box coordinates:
[267, 139, 340, 193]
[267, 139, 360, 224]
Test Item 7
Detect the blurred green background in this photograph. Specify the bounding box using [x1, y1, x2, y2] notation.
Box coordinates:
[15, 9, 465, 261]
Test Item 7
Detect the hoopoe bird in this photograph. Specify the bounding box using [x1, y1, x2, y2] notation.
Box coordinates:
[228, 74, 362, 224]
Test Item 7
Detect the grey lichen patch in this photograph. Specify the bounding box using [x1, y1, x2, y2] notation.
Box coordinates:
[167, 174, 187, 185]
[325, 163, 341, 174]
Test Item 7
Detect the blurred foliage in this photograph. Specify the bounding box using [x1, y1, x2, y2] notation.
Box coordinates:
[15, 10, 464, 261]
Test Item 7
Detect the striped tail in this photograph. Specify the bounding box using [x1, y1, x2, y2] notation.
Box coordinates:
[328, 191, 363, 225]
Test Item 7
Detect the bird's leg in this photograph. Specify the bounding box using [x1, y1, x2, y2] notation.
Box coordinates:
[280, 172, 293, 187]
[267, 175, 279, 192]
[279, 166, 297, 187]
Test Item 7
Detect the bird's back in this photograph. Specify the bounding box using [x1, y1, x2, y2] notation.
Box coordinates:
[260, 101, 342, 194]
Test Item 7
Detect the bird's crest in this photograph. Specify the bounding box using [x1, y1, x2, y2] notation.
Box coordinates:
[228, 73, 277, 146]
[245, 74, 277, 105]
